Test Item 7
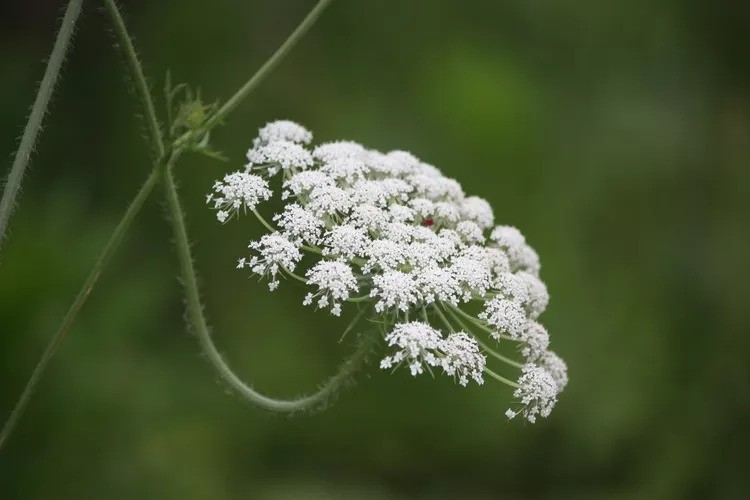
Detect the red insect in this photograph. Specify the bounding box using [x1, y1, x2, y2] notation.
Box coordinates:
[422, 218, 434, 227]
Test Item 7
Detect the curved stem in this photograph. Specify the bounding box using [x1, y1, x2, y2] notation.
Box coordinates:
[103, 0, 165, 158]
[346, 295, 370, 303]
[339, 307, 366, 342]
[0, 0, 83, 250]
[200, 0, 334, 133]
[0, 167, 161, 451]
[162, 166, 370, 413]
[484, 367, 520, 388]
[281, 265, 307, 284]
[251, 208, 276, 233]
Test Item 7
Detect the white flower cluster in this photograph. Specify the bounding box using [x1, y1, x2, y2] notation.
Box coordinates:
[380, 322, 485, 387]
[207, 120, 567, 422]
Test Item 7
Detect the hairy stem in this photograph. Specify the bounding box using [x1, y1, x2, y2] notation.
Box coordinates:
[0, 0, 84, 250]
[188, 0, 334, 138]
[162, 166, 371, 412]
[1, 0, 171, 451]
[102, 0, 165, 158]
[0, 167, 161, 451]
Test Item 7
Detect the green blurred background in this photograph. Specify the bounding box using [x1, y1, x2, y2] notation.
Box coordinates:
[2, 1, 749, 498]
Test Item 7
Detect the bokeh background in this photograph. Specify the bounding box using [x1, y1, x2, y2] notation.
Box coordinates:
[2, 1, 750, 498]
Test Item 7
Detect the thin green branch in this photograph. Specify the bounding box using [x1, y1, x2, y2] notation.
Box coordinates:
[281, 265, 308, 284]
[103, 0, 165, 157]
[484, 367, 520, 388]
[185, 0, 334, 140]
[162, 166, 370, 412]
[0, 0, 84, 250]
[251, 208, 276, 233]
[0, 167, 162, 452]
[339, 307, 366, 342]
[432, 305, 455, 333]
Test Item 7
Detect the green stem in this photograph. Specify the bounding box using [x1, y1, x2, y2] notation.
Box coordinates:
[346, 296, 370, 303]
[162, 167, 370, 412]
[103, 0, 165, 158]
[484, 367, 520, 388]
[0, 167, 161, 451]
[251, 208, 276, 233]
[1, 1, 170, 451]
[339, 307, 366, 342]
[0, 0, 84, 250]
[281, 265, 308, 284]
[421, 307, 430, 323]
[200, 0, 334, 133]
[432, 305, 455, 333]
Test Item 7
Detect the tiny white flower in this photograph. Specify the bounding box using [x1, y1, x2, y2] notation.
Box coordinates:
[306, 184, 353, 216]
[313, 141, 366, 163]
[304, 260, 359, 316]
[519, 271, 549, 320]
[510, 363, 558, 423]
[456, 220, 485, 244]
[385, 150, 421, 176]
[347, 204, 390, 233]
[479, 297, 528, 340]
[440, 332, 486, 386]
[320, 157, 369, 183]
[371, 270, 420, 312]
[247, 233, 302, 290]
[322, 224, 370, 259]
[246, 140, 313, 175]
[450, 247, 493, 300]
[381, 222, 415, 243]
[460, 196, 495, 229]
[254, 120, 312, 146]
[494, 272, 531, 305]
[409, 197, 436, 218]
[207, 172, 272, 222]
[282, 170, 334, 199]
[415, 265, 461, 306]
[519, 321, 550, 361]
[485, 247, 511, 276]
[274, 203, 325, 244]
[490, 225, 541, 276]
[380, 321, 443, 375]
[539, 350, 568, 393]
[363, 239, 407, 273]
[408, 174, 464, 201]
[350, 179, 413, 207]
[387, 203, 415, 223]
[434, 201, 461, 223]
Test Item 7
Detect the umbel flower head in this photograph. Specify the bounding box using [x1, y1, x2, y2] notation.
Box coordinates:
[207, 120, 568, 423]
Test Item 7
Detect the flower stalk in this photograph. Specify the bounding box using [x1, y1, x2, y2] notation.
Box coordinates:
[0, 0, 84, 250]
